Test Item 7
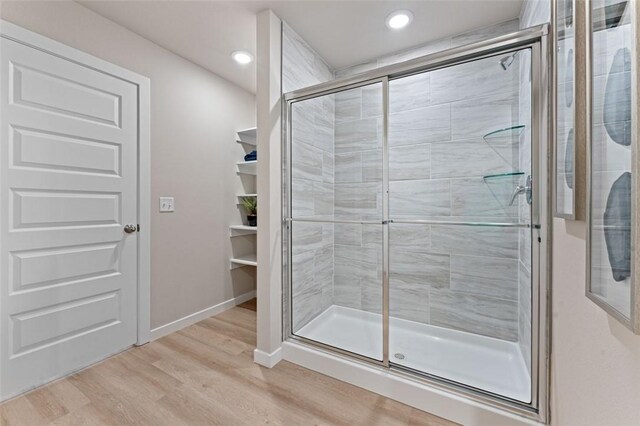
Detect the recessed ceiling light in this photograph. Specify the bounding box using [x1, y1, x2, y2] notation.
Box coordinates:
[386, 10, 413, 30]
[232, 51, 253, 65]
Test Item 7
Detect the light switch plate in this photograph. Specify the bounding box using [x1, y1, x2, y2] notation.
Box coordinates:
[159, 197, 174, 212]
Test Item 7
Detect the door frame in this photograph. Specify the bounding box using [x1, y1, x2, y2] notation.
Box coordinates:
[0, 20, 151, 345]
[281, 24, 551, 423]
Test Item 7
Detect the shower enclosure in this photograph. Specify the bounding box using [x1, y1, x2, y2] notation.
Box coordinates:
[283, 26, 549, 418]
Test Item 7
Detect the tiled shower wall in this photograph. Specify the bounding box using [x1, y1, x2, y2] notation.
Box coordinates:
[283, 23, 337, 332]
[332, 53, 524, 342]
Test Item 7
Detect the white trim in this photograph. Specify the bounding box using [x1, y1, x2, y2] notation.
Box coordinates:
[282, 341, 539, 426]
[253, 347, 283, 368]
[137, 75, 151, 345]
[150, 290, 257, 341]
[0, 19, 152, 344]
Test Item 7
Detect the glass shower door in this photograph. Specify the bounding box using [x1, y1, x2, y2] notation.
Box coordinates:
[288, 81, 385, 361]
[387, 50, 534, 403]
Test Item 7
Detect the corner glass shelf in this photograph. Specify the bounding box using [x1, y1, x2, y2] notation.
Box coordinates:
[482, 171, 525, 182]
[482, 171, 526, 210]
[482, 125, 526, 169]
[483, 125, 525, 142]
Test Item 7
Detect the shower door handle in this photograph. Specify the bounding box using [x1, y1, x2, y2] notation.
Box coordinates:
[508, 175, 532, 206]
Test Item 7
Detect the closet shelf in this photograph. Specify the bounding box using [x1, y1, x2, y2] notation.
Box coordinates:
[237, 193, 257, 198]
[236, 160, 257, 175]
[230, 254, 257, 269]
[230, 225, 258, 235]
[236, 127, 257, 146]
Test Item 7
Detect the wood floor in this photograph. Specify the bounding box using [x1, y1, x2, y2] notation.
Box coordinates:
[0, 304, 455, 426]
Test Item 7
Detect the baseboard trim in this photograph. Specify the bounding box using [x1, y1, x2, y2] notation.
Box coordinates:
[253, 347, 283, 368]
[282, 341, 538, 426]
[150, 290, 256, 341]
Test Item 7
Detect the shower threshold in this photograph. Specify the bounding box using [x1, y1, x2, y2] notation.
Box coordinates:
[295, 305, 531, 403]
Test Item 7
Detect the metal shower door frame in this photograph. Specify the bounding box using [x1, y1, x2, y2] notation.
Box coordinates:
[282, 24, 551, 423]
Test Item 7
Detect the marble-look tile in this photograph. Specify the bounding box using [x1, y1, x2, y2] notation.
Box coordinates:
[292, 287, 324, 333]
[450, 255, 519, 300]
[334, 243, 380, 309]
[431, 225, 519, 258]
[518, 260, 532, 327]
[334, 223, 362, 246]
[361, 224, 383, 249]
[451, 178, 519, 218]
[518, 259, 532, 373]
[388, 73, 431, 114]
[291, 249, 316, 295]
[314, 106, 335, 153]
[389, 179, 451, 218]
[362, 149, 383, 182]
[362, 84, 384, 118]
[450, 92, 517, 142]
[282, 23, 333, 93]
[291, 222, 324, 254]
[361, 281, 383, 314]
[519, 228, 532, 272]
[335, 152, 362, 183]
[335, 118, 380, 153]
[430, 140, 514, 179]
[389, 277, 430, 323]
[322, 152, 334, 184]
[389, 144, 431, 181]
[388, 104, 451, 147]
[430, 56, 516, 105]
[335, 88, 362, 122]
[333, 274, 361, 309]
[313, 182, 334, 217]
[291, 103, 317, 147]
[322, 284, 333, 312]
[291, 177, 314, 217]
[314, 243, 334, 288]
[518, 310, 532, 373]
[390, 250, 450, 289]
[334, 182, 381, 220]
[430, 288, 519, 341]
[334, 244, 379, 282]
[389, 223, 430, 253]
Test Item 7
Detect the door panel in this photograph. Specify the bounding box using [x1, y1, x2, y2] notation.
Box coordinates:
[288, 82, 385, 362]
[387, 50, 533, 403]
[1, 37, 138, 399]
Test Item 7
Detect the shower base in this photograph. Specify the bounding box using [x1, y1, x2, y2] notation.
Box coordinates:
[296, 305, 531, 403]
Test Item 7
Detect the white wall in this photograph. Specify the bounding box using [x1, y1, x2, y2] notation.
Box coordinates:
[548, 0, 640, 424]
[551, 221, 640, 426]
[0, 1, 256, 330]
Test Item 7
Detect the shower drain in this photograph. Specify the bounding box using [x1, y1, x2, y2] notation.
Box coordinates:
[394, 353, 405, 360]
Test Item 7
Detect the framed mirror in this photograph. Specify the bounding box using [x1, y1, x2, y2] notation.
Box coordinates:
[587, 0, 639, 332]
[554, 0, 576, 218]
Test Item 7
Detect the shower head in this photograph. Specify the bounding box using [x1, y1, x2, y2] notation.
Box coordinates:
[498, 52, 518, 70]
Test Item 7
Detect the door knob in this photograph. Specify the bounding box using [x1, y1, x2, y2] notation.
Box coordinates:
[124, 224, 138, 234]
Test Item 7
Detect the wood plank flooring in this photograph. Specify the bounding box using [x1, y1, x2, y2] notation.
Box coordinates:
[236, 297, 257, 312]
[0, 305, 456, 426]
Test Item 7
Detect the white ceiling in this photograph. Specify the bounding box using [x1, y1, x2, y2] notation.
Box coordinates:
[79, 0, 524, 94]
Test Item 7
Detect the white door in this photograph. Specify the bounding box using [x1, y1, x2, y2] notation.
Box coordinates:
[0, 35, 139, 400]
